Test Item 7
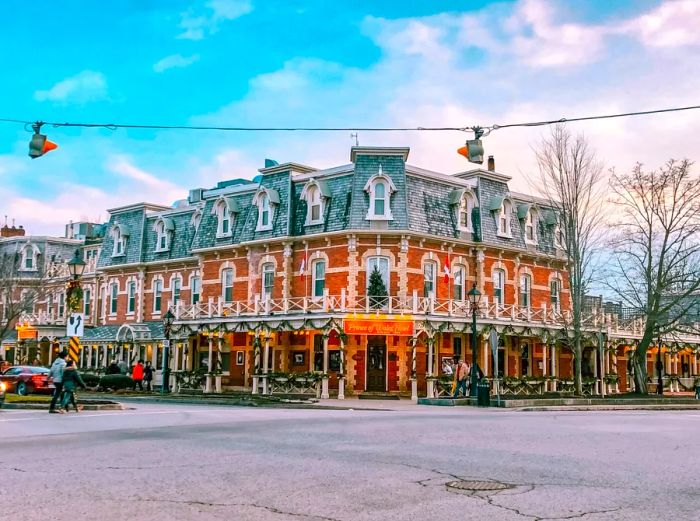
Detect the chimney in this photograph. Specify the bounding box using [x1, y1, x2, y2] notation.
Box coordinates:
[487, 156, 495, 172]
[1, 223, 25, 237]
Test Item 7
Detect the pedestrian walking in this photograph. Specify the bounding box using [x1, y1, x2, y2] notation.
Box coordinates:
[442, 359, 453, 376]
[106, 360, 121, 375]
[132, 359, 145, 391]
[48, 350, 68, 413]
[453, 359, 469, 398]
[144, 361, 154, 392]
[60, 359, 86, 412]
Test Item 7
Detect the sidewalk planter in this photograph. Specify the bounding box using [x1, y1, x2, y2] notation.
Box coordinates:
[267, 372, 322, 396]
[500, 377, 547, 396]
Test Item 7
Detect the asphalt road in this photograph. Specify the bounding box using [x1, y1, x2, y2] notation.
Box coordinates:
[1, 403, 698, 521]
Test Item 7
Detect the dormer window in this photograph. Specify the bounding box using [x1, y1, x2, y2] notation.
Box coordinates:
[19, 244, 39, 272]
[554, 220, 565, 250]
[456, 192, 476, 232]
[110, 224, 128, 257]
[212, 197, 240, 238]
[364, 165, 397, 221]
[301, 179, 330, 226]
[493, 198, 513, 238]
[252, 187, 280, 232]
[154, 217, 174, 252]
[524, 208, 538, 244]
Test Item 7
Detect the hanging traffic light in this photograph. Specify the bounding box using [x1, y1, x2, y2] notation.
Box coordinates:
[28, 122, 58, 159]
[457, 126, 486, 165]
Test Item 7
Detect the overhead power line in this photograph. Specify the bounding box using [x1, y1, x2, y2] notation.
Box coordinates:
[1, 104, 699, 135]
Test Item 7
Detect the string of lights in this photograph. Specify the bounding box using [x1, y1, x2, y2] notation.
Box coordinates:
[1, 104, 699, 135]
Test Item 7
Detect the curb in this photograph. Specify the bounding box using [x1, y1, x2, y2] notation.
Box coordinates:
[2, 402, 124, 411]
[515, 404, 700, 412]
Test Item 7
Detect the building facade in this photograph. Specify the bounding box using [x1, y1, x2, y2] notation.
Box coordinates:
[3, 146, 699, 397]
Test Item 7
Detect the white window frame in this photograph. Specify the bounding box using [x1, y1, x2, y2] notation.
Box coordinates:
[58, 292, 65, 317]
[364, 167, 396, 221]
[525, 209, 538, 244]
[423, 261, 436, 297]
[520, 274, 531, 308]
[127, 281, 136, 314]
[302, 181, 326, 226]
[191, 276, 201, 305]
[551, 279, 561, 312]
[554, 220, 565, 250]
[83, 288, 91, 317]
[453, 265, 465, 301]
[259, 194, 271, 230]
[222, 269, 234, 303]
[457, 193, 475, 232]
[493, 269, 505, 306]
[312, 259, 326, 298]
[19, 244, 39, 272]
[155, 220, 170, 252]
[153, 279, 163, 313]
[110, 283, 119, 315]
[262, 263, 274, 299]
[172, 276, 181, 305]
[497, 200, 513, 238]
[366, 256, 390, 291]
[111, 225, 127, 257]
[214, 200, 233, 238]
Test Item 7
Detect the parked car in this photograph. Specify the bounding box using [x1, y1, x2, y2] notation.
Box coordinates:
[0, 380, 5, 407]
[0, 366, 54, 396]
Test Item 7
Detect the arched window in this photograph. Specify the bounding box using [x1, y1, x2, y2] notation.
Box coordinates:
[172, 276, 181, 305]
[213, 199, 232, 238]
[111, 225, 128, 257]
[253, 188, 279, 231]
[498, 200, 513, 237]
[19, 244, 39, 271]
[525, 209, 537, 244]
[364, 166, 396, 220]
[423, 261, 436, 297]
[453, 265, 465, 301]
[154, 218, 173, 252]
[301, 180, 328, 226]
[551, 279, 561, 312]
[493, 269, 505, 306]
[312, 259, 326, 298]
[153, 279, 163, 313]
[260, 194, 270, 228]
[261, 263, 274, 298]
[458, 193, 475, 232]
[520, 274, 531, 308]
[127, 281, 136, 314]
[554, 220, 565, 250]
[222, 269, 234, 302]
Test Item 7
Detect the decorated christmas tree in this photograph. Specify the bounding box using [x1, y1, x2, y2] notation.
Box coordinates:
[367, 266, 388, 308]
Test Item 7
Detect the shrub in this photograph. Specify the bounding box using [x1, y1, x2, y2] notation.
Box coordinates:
[99, 374, 134, 391]
[81, 373, 101, 387]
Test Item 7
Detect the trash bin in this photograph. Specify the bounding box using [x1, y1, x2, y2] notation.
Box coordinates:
[477, 381, 490, 407]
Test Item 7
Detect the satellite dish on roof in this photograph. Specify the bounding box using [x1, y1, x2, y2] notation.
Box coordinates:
[264, 159, 279, 168]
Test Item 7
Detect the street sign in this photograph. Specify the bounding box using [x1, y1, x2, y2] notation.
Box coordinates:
[163, 339, 171, 348]
[68, 336, 81, 363]
[67, 313, 84, 337]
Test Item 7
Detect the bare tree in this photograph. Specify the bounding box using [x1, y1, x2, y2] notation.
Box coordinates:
[533, 125, 605, 395]
[0, 253, 46, 356]
[608, 159, 700, 394]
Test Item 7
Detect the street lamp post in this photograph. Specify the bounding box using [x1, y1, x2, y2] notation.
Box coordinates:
[162, 309, 175, 394]
[467, 284, 482, 398]
[66, 249, 86, 312]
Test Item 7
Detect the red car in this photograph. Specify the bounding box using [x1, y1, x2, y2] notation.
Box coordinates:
[0, 366, 54, 396]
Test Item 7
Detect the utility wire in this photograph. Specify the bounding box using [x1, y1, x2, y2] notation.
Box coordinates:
[1, 104, 699, 134]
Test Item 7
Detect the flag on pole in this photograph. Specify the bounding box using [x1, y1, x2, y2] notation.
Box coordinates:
[300, 250, 308, 281]
[443, 254, 450, 284]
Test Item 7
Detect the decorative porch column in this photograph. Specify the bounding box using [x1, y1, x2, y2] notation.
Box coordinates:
[172, 342, 180, 392]
[215, 336, 223, 393]
[262, 333, 270, 395]
[426, 336, 435, 398]
[550, 344, 557, 392]
[542, 341, 547, 391]
[321, 333, 330, 399]
[205, 335, 213, 393]
[252, 334, 261, 394]
[410, 336, 418, 401]
[338, 335, 345, 400]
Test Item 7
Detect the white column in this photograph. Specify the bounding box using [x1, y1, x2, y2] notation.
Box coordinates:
[172, 342, 180, 391]
[262, 334, 270, 395]
[426, 337, 435, 398]
[321, 334, 330, 399]
[550, 344, 557, 392]
[542, 342, 547, 391]
[216, 336, 223, 393]
[205, 336, 213, 393]
[411, 337, 418, 401]
[338, 337, 345, 400]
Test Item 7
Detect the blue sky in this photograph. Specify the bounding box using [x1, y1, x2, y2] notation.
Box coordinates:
[1, 0, 698, 234]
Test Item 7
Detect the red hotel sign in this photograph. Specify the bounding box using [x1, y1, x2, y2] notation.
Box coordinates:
[343, 316, 414, 336]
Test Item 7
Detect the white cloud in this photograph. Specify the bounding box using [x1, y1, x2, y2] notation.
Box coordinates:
[153, 53, 200, 73]
[178, 0, 253, 40]
[624, 0, 700, 48]
[34, 70, 108, 104]
[107, 155, 185, 204]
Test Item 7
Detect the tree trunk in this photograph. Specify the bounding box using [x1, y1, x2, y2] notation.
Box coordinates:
[632, 352, 648, 394]
[574, 334, 582, 395]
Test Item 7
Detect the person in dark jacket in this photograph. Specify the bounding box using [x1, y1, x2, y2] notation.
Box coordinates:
[143, 361, 154, 392]
[106, 360, 121, 375]
[61, 360, 86, 412]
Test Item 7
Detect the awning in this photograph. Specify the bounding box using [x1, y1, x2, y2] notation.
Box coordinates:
[489, 196, 504, 211]
[517, 203, 532, 220]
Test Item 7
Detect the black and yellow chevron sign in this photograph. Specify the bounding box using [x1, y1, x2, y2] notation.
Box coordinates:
[68, 336, 81, 363]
